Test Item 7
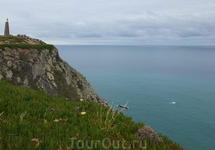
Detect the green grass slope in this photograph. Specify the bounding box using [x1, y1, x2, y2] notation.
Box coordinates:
[0, 36, 27, 44]
[0, 36, 54, 51]
[0, 44, 55, 51]
[0, 81, 182, 149]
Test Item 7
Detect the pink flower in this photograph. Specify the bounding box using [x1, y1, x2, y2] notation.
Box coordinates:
[54, 119, 60, 122]
[31, 138, 39, 143]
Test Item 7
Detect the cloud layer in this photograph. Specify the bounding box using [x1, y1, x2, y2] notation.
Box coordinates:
[1, 0, 215, 45]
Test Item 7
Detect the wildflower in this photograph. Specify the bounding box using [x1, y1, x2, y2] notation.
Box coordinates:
[31, 138, 39, 143]
[54, 119, 60, 122]
[80, 99, 84, 101]
[81, 112, 86, 115]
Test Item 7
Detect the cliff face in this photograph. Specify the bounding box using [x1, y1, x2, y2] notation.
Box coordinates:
[0, 46, 104, 104]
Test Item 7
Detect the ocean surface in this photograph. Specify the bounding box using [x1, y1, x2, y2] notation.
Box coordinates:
[56, 45, 215, 150]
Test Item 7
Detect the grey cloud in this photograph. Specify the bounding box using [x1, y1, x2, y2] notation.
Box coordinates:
[1, 0, 215, 45]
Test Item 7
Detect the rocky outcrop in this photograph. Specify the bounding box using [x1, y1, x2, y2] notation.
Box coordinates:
[134, 126, 163, 144]
[0, 46, 105, 104]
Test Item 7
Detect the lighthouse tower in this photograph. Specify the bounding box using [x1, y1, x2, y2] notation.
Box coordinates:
[4, 18, 10, 36]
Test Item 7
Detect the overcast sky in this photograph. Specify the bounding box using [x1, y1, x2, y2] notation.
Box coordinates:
[1, 0, 215, 45]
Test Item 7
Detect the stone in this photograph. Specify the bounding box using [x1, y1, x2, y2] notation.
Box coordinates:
[17, 77, 21, 83]
[32, 63, 45, 77]
[134, 126, 163, 144]
[50, 79, 57, 88]
[7, 60, 13, 67]
[23, 76, 29, 87]
[45, 64, 51, 72]
[5, 70, 13, 79]
[47, 72, 54, 80]
[0, 74, 3, 80]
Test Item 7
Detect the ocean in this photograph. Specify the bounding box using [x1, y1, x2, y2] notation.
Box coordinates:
[56, 45, 215, 150]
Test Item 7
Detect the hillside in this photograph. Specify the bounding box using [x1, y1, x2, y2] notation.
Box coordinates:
[0, 36, 183, 149]
[0, 81, 182, 149]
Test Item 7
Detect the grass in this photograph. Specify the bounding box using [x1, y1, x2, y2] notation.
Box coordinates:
[0, 80, 182, 149]
[0, 44, 55, 51]
[0, 36, 55, 51]
[0, 36, 26, 43]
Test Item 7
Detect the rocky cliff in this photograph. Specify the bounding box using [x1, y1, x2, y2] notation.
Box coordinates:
[0, 45, 106, 104]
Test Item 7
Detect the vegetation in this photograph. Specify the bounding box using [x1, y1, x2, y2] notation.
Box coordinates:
[0, 80, 182, 149]
[0, 44, 55, 51]
[0, 36, 55, 51]
[0, 36, 26, 44]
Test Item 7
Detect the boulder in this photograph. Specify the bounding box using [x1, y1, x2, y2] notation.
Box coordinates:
[134, 126, 163, 144]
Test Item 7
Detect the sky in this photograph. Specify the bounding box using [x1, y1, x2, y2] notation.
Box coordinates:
[1, 0, 215, 45]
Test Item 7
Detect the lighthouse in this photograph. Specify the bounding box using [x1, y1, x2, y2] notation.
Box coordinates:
[4, 18, 10, 36]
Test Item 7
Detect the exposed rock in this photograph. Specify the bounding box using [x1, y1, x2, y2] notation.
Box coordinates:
[17, 77, 21, 83]
[5, 70, 13, 79]
[7, 60, 13, 67]
[23, 76, 29, 87]
[0, 74, 3, 80]
[0, 46, 104, 104]
[47, 72, 55, 80]
[134, 126, 163, 144]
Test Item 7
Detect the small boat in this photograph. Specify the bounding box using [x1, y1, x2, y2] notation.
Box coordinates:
[118, 105, 129, 109]
[117, 101, 129, 110]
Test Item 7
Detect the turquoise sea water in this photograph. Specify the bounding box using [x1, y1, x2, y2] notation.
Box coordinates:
[56, 45, 215, 150]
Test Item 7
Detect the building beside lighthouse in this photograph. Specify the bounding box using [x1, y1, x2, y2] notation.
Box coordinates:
[4, 18, 10, 36]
